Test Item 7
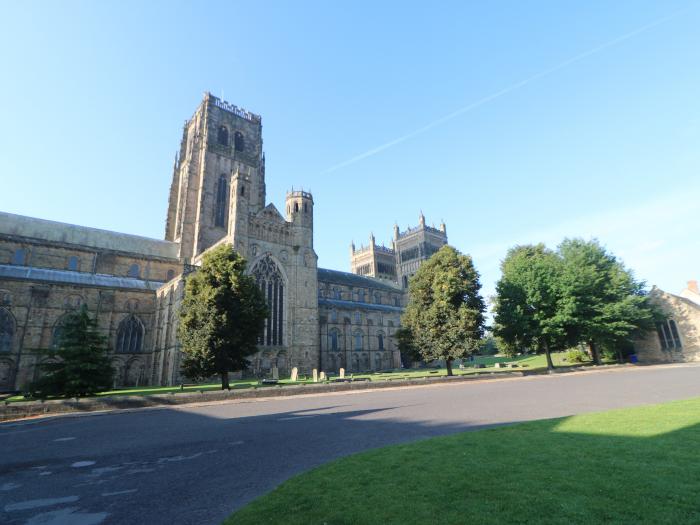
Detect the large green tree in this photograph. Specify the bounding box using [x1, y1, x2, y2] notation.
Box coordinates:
[493, 244, 569, 371]
[178, 244, 268, 389]
[558, 239, 659, 364]
[401, 245, 486, 375]
[30, 305, 113, 397]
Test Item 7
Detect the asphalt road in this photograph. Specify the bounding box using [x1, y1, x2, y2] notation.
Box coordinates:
[1, 364, 699, 525]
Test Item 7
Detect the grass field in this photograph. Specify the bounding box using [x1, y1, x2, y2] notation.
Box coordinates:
[226, 397, 700, 525]
[5, 352, 603, 403]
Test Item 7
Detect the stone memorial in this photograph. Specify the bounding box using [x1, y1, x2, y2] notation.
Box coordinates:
[312, 368, 318, 382]
[290, 367, 298, 382]
[272, 366, 279, 380]
[319, 371, 326, 381]
[339, 368, 345, 378]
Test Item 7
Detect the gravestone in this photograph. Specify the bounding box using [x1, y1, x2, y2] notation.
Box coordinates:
[272, 366, 279, 380]
[339, 368, 345, 378]
[319, 371, 326, 381]
[290, 367, 298, 382]
[312, 369, 318, 382]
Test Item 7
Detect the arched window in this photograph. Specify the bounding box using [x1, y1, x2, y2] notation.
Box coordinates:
[234, 131, 244, 151]
[378, 333, 384, 351]
[303, 203, 308, 213]
[354, 332, 363, 351]
[354, 311, 361, 324]
[330, 329, 339, 352]
[330, 309, 338, 323]
[166, 269, 176, 281]
[0, 309, 15, 352]
[52, 315, 68, 349]
[240, 185, 245, 197]
[116, 315, 144, 353]
[294, 202, 299, 213]
[217, 125, 229, 146]
[12, 249, 27, 266]
[252, 255, 285, 346]
[67, 256, 79, 271]
[374, 292, 381, 304]
[402, 275, 408, 289]
[127, 264, 140, 278]
[333, 288, 341, 300]
[357, 289, 365, 302]
[394, 297, 400, 307]
[214, 175, 228, 228]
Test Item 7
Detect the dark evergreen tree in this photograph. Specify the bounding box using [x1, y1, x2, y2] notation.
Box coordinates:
[30, 305, 113, 397]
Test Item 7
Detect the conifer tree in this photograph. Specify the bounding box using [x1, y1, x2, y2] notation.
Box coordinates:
[31, 305, 113, 397]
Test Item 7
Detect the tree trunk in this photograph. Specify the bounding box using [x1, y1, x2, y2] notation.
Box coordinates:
[617, 348, 624, 364]
[221, 371, 230, 390]
[588, 340, 601, 365]
[543, 341, 554, 372]
[446, 357, 453, 376]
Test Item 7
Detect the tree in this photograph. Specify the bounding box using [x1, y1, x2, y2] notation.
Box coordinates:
[401, 246, 486, 376]
[30, 305, 113, 397]
[558, 239, 659, 365]
[493, 244, 568, 371]
[178, 244, 268, 390]
[394, 326, 421, 367]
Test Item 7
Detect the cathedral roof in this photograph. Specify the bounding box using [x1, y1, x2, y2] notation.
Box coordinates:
[0, 211, 179, 259]
[0, 264, 164, 291]
[317, 267, 402, 293]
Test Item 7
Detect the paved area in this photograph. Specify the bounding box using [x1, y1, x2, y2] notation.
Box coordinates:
[1, 364, 699, 525]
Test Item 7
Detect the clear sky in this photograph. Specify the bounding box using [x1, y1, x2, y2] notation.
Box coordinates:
[1, 0, 698, 305]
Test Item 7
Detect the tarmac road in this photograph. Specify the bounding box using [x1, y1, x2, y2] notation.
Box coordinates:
[1, 363, 699, 525]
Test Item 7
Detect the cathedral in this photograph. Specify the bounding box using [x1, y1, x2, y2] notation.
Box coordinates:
[0, 93, 447, 390]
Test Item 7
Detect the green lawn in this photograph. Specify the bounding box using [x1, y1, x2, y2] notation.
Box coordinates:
[227, 397, 700, 525]
[4, 352, 601, 403]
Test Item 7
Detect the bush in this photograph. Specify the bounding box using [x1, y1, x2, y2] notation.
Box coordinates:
[566, 349, 590, 364]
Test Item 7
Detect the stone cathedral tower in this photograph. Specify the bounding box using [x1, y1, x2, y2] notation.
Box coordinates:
[158, 93, 319, 378]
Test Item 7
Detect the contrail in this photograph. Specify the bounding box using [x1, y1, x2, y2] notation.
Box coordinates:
[322, 7, 691, 174]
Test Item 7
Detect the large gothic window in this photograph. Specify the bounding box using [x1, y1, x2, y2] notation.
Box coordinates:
[116, 315, 144, 353]
[0, 308, 15, 352]
[214, 175, 228, 228]
[252, 255, 285, 346]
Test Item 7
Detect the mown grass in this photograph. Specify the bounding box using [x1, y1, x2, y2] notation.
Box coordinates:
[4, 352, 602, 403]
[227, 397, 700, 525]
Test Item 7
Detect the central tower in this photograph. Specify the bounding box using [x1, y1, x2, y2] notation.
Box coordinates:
[164, 92, 265, 261]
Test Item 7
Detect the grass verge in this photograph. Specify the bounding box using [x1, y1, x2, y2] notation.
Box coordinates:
[226, 397, 700, 524]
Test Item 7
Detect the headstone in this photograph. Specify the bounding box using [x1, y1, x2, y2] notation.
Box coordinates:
[290, 367, 298, 382]
[319, 371, 326, 381]
[272, 366, 279, 380]
[312, 369, 318, 382]
[339, 368, 345, 378]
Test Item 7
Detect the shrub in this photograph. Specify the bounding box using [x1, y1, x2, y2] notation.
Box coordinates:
[566, 349, 590, 364]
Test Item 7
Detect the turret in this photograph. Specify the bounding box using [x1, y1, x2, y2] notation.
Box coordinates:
[286, 189, 314, 230]
[419, 211, 426, 227]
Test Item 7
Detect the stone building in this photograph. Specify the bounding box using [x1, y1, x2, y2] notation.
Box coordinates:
[350, 212, 448, 288]
[635, 280, 700, 363]
[0, 93, 429, 391]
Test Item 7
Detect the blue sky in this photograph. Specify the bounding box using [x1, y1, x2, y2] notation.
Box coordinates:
[1, 1, 698, 304]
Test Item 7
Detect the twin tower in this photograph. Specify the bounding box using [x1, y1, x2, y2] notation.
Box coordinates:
[350, 212, 448, 289]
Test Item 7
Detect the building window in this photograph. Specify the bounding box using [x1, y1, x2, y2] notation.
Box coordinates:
[354, 332, 363, 351]
[12, 249, 27, 266]
[354, 311, 361, 324]
[127, 264, 140, 278]
[166, 269, 176, 281]
[52, 316, 67, 349]
[378, 333, 384, 351]
[214, 175, 228, 228]
[402, 276, 408, 289]
[657, 319, 682, 350]
[333, 288, 341, 300]
[252, 255, 285, 346]
[330, 309, 338, 323]
[330, 329, 339, 352]
[394, 296, 400, 307]
[357, 289, 365, 302]
[303, 203, 308, 213]
[0, 308, 15, 352]
[116, 315, 144, 353]
[234, 131, 244, 151]
[218, 126, 229, 146]
[294, 202, 299, 212]
[67, 256, 79, 271]
[240, 185, 245, 197]
[374, 292, 381, 304]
